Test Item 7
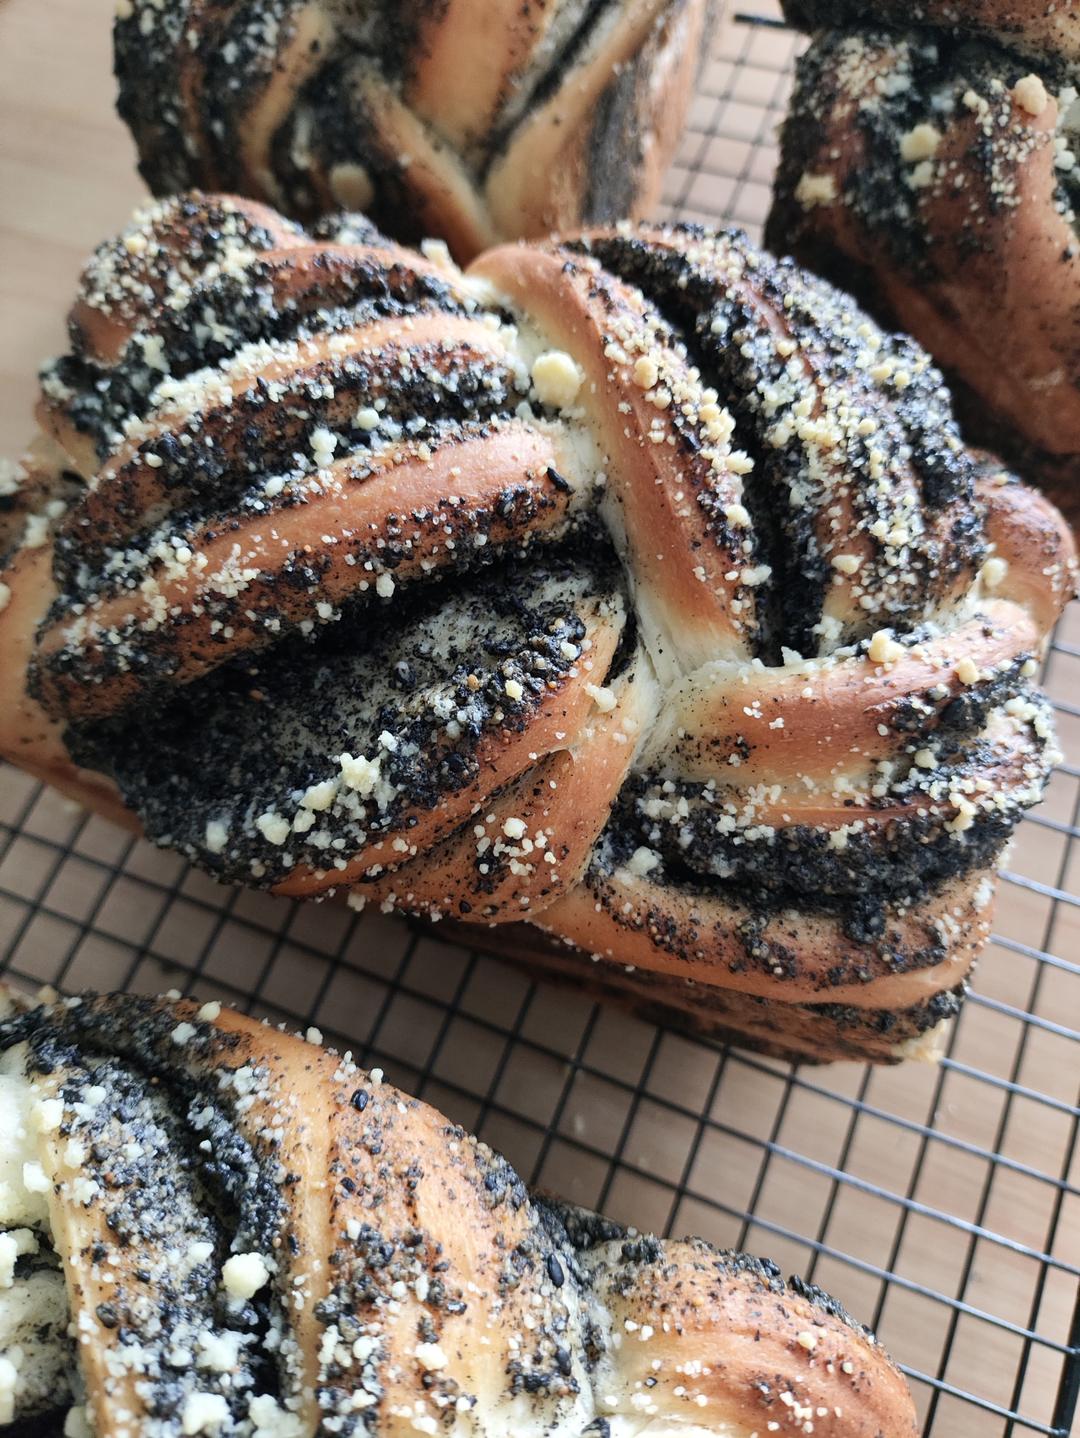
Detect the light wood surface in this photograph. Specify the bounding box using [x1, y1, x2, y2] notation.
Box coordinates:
[0, 0, 143, 458]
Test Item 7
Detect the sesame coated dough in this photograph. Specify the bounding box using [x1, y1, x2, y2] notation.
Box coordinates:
[0, 987, 920, 1437]
[0, 194, 1074, 1064]
[113, 0, 713, 262]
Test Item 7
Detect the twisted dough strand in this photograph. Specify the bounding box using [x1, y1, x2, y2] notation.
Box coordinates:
[0, 989, 919, 1436]
[114, 0, 712, 261]
[0, 194, 1073, 1062]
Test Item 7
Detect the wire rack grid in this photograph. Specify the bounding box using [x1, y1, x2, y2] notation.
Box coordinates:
[0, 2, 1078, 1434]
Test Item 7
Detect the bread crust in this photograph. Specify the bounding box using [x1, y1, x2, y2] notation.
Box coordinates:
[769, 20, 1080, 517]
[114, 0, 711, 261]
[0, 990, 920, 1434]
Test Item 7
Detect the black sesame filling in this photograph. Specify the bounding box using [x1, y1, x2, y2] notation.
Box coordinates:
[65, 534, 625, 888]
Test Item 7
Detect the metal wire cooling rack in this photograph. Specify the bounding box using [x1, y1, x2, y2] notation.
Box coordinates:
[0, 2, 1078, 1433]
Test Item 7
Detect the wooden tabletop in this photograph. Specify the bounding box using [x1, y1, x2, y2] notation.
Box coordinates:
[0, 0, 143, 457]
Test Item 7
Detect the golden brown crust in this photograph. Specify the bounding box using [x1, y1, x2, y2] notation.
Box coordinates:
[446, 918, 962, 1064]
[0, 990, 920, 1435]
[470, 241, 759, 674]
[484, 0, 711, 240]
[538, 863, 990, 1008]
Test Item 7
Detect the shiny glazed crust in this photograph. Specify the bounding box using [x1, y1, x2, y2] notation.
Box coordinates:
[0, 194, 1075, 1064]
[114, 0, 712, 261]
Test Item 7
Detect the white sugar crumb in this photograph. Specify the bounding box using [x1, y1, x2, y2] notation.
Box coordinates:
[1014, 73, 1049, 115]
[414, 1342, 448, 1371]
[197, 1001, 222, 1022]
[504, 678, 524, 701]
[22, 514, 50, 550]
[170, 1022, 197, 1045]
[531, 350, 582, 409]
[222, 1252, 270, 1301]
[338, 752, 384, 798]
[197, 1331, 241, 1373]
[795, 171, 837, 207]
[21, 1163, 49, 1195]
[867, 630, 904, 665]
[980, 556, 1008, 589]
[0, 1229, 37, 1289]
[63, 1406, 91, 1438]
[899, 123, 942, 163]
[625, 847, 660, 877]
[956, 657, 981, 685]
[355, 406, 380, 432]
[0, 461, 24, 500]
[420, 238, 454, 269]
[585, 683, 617, 713]
[32, 1099, 63, 1134]
[309, 427, 338, 465]
[255, 812, 290, 846]
[181, 1392, 229, 1434]
[301, 779, 338, 812]
[205, 819, 229, 854]
[375, 572, 395, 599]
[632, 356, 660, 390]
[796, 1330, 818, 1352]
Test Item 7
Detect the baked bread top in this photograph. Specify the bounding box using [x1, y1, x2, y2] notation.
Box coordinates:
[0, 194, 1074, 1060]
[0, 986, 919, 1435]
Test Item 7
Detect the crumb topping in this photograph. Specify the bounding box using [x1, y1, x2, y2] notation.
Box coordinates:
[0, 993, 907, 1435]
[6, 198, 1071, 1049]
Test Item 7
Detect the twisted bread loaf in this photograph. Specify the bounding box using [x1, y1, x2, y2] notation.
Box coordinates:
[114, 0, 710, 261]
[0, 988, 918, 1436]
[768, 7, 1080, 528]
[0, 195, 1074, 1063]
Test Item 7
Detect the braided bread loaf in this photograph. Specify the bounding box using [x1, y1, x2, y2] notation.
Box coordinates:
[0, 988, 918, 1436]
[113, 0, 710, 262]
[0, 195, 1074, 1064]
[768, 4, 1080, 529]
